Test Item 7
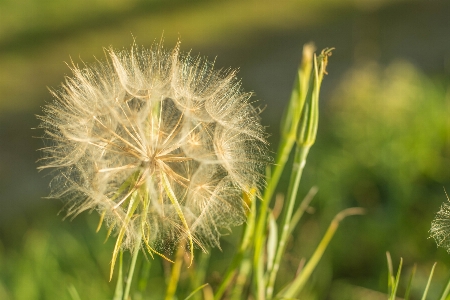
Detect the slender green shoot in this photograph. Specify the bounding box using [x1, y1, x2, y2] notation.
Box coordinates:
[230, 259, 252, 300]
[214, 190, 257, 300]
[188, 251, 210, 300]
[266, 47, 333, 300]
[387, 253, 402, 300]
[421, 263, 437, 300]
[253, 44, 317, 284]
[276, 207, 365, 299]
[288, 186, 318, 236]
[439, 274, 450, 300]
[404, 264, 416, 300]
[165, 241, 186, 300]
[67, 284, 82, 300]
[123, 238, 141, 300]
[113, 252, 124, 300]
[184, 284, 210, 300]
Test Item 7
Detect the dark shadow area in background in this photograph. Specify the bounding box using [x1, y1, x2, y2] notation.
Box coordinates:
[0, 0, 208, 52]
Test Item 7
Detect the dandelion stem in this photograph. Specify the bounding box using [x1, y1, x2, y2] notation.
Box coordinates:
[214, 192, 257, 300]
[188, 251, 210, 300]
[230, 258, 252, 300]
[123, 236, 141, 300]
[266, 145, 310, 299]
[165, 241, 186, 300]
[112, 252, 124, 300]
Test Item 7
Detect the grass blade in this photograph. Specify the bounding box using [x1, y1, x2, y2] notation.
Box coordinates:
[184, 284, 210, 300]
[67, 284, 82, 300]
[421, 263, 437, 300]
[266, 211, 278, 273]
[439, 273, 450, 300]
[390, 258, 402, 300]
[276, 207, 365, 299]
[404, 264, 416, 300]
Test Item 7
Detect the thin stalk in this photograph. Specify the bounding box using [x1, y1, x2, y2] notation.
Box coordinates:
[184, 284, 210, 300]
[230, 259, 252, 300]
[266, 145, 310, 299]
[254, 44, 316, 298]
[390, 258, 403, 300]
[287, 186, 318, 236]
[137, 258, 152, 293]
[265, 47, 333, 299]
[439, 273, 450, 300]
[67, 284, 82, 300]
[165, 242, 186, 300]
[277, 208, 365, 299]
[256, 248, 266, 300]
[214, 194, 257, 300]
[123, 238, 141, 300]
[189, 251, 210, 300]
[214, 263, 238, 300]
[113, 252, 124, 300]
[404, 264, 416, 300]
[253, 43, 315, 258]
[253, 137, 296, 272]
[386, 251, 394, 293]
[421, 263, 437, 300]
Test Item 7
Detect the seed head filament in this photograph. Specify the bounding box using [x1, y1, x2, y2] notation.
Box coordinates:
[38, 44, 270, 273]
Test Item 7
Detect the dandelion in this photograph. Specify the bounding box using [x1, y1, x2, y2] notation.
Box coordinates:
[38, 42, 269, 272]
[430, 191, 450, 252]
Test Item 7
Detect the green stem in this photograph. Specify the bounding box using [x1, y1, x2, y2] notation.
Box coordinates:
[266, 145, 310, 299]
[113, 252, 124, 300]
[277, 208, 365, 299]
[254, 137, 295, 262]
[253, 129, 300, 299]
[253, 44, 316, 299]
[189, 251, 210, 300]
[165, 242, 186, 300]
[123, 240, 141, 300]
[438, 272, 450, 300]
[230, 258, 252, 300]
[287, 186, 318, 236]
[421, 263, 437, 300]
[185, 284, 210, 300]
[214, 195, 257, 300]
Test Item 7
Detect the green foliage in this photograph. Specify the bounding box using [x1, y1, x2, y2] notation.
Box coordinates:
[0, 216, 114, 300]
[301, 60, 450, 290]
[385, 252, 450, 300]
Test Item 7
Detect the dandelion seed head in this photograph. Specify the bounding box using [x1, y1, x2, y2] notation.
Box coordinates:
[430, 194, 450, 253]
[38, 42, 269, 260]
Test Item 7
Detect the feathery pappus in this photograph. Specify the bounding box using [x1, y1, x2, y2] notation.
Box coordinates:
[37, 42, 270, 270]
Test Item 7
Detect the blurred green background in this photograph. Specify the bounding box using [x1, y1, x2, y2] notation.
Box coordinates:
[0, 0, 449, 299]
